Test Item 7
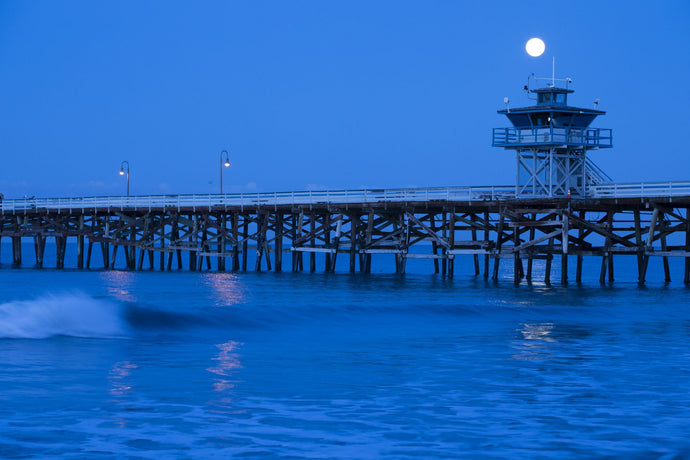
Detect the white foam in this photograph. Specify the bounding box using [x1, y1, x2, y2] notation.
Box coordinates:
[0, 292, 124, 339]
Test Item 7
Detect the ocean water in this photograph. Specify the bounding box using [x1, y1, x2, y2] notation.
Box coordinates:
[1, 246, 690, 458]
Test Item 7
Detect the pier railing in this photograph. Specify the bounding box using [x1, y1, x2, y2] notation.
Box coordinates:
[2, 182, 690, 213]
[588, 181, 690, 198]
[0, 185, 516, 213]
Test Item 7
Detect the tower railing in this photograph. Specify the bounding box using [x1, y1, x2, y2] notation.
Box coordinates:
[493, 126, 612, 148]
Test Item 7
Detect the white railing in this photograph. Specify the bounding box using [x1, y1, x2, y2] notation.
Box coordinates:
[588, 181, 690, 198]
[2, 182, 689, 213]
[0, 185, 517, 213]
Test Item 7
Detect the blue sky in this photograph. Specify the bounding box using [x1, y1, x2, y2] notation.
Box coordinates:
[1, 1, 689, 197]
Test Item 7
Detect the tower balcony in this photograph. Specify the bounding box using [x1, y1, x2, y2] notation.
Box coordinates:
[492, 126, 613, 149]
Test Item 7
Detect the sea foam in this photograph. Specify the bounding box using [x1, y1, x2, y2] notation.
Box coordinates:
[0, 292, 124, 339]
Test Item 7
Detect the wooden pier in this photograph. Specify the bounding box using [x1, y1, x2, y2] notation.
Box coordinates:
[2, 184, 690, 283]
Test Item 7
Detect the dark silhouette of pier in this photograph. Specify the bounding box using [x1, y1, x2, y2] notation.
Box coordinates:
[1, 186, 689, 284]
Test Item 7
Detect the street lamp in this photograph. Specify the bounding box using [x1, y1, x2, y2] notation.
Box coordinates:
[220, 150, 230, 195]
[119, 160, 130, 197]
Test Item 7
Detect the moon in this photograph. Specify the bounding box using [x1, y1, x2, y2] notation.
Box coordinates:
[525, 38, 545, 57]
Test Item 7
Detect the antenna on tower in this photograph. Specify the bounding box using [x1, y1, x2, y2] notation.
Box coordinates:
[552, 56, 555, 87]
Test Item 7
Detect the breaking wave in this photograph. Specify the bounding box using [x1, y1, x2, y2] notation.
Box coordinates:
[0, 292, 124, 339]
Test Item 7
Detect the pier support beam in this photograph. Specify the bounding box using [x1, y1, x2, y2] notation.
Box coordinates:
[448, 212, 455, 279]
[350, 214, 359, 273]
[34, 235, 46, 268]
[685, 207, 690, 284]
[634, 210, 643, 283]
[275, 213, 283, 273]
[492, 210, 505, 281]
[561, 209, 569, 285]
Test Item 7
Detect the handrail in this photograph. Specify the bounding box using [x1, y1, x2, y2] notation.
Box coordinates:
[588, 181, 690, 198]
[0, 185, 517, 213]
[3, 182, 689, 213]
[493, 126, 613, 148]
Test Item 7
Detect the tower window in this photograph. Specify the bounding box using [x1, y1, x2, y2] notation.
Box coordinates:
[538, 93, 552, 104]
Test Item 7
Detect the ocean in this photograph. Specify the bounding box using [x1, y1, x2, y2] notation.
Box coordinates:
[1, 243, 689, 459]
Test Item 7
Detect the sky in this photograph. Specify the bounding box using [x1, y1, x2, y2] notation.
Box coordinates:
[0, 1, 689, 198]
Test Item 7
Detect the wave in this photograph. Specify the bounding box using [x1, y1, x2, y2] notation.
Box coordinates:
[0, 292, 124, 339]
[122, 303, 215, 330]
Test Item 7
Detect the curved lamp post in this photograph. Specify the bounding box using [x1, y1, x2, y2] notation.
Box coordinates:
[119, 161, 130, 197]
[220, 150, 230, 195]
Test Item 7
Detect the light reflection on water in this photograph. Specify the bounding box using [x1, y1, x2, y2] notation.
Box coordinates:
[201, 273, 247, 307]
[108, 360, 138, 396]
[512, 323, 556, 360]
[100, 271, 137, 303]
[207, 340, 243, 392]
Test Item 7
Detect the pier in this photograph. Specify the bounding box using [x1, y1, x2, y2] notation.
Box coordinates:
[2, 76, 689, 283]
[2, 183, 690, 284]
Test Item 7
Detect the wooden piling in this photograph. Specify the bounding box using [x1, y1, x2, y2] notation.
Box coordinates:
[576, 210, 585, 283]
[324, 213, 332, 273]
[441, 212, 447, 277]
[471, 215, 480, 276]
[242, 215, 249, 272]
[492, 210, 505, 281]
[431, 213, 439, 274]
[526, 213, 535, 281]
[34, 235, 44, 268]
[12, 236, 21, 266]
[659, 211, 671, 282]
[484, 211, 490, 278]
[545, 236, 553, 285]
[364, 211, 373, 274]
[350, 214, 359, 273]
[310, 214, 316, 273]
[448, 211, 455, 279]
[685, 207, 690, 284]
[218, 214, 226, 272]
[641, 207, 660, 283]
[634, 209, 643, 282]
[232, 213, 240, 271]
[513, 214, 521, 284]
[77, 216, 85, 269]
[255, 216, 265, 272]
[275, 213, 283, 273]
[561, 208, 569, 284]
[86, 241, 93, 269]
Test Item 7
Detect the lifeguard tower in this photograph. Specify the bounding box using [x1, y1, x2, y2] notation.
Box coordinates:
[492, 75, 613, 197]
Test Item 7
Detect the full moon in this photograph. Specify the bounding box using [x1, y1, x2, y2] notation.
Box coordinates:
[525, 38, 545, 57]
